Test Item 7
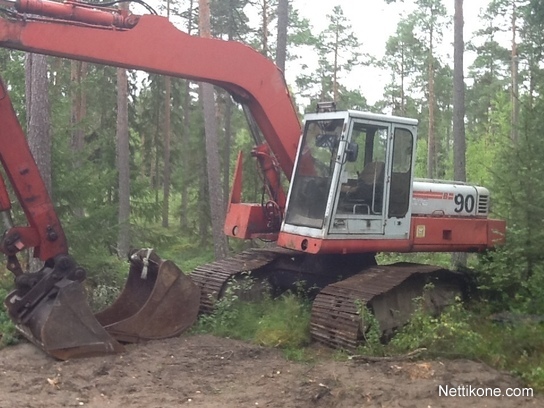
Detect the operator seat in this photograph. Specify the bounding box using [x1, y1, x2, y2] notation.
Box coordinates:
[358, 161, 385, 186]
[348, 161, 385, 214]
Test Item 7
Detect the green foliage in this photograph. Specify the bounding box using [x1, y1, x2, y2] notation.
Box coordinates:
[351, 295, 544, 391]
[82, 256, 128, 312]
[478, 243, 544, 314]
[0, 274, 18, 348]
[296, 5, 364, 106]
[355, 302, 385, 356]
[389, 296, 483, 357]
[464, 315, 544, 392]
[195, 276, 312, 354]
[129, 224, 215, 272]
[377, 252, 454, 269]
[210, 0, 251, 40]
[253, 294, 311, 349]
[0, 50, 26, 118]
[475, 87, 544, 315]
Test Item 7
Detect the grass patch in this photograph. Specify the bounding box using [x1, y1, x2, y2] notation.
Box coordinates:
[194, 276, 312, 356]
[469, 318, 544, 391]
[352, 295, 544, 392]
[193, 276, 544, 390]
[0, 274, 19, 348]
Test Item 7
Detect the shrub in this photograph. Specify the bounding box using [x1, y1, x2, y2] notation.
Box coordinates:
[389, 297, 483, 358]
[0, 275, 18, 348]
[195, 275, 312, 352]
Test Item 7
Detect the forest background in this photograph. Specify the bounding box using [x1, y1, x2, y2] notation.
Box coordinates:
[1, 0, 544, 390]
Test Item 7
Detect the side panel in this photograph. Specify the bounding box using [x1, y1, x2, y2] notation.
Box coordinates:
[410, 216, 505, 250]
[412, 181, 489, 218]
[278, 216, 506, 254]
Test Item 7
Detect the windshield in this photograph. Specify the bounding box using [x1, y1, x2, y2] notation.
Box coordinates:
[284, 118, 344, 229]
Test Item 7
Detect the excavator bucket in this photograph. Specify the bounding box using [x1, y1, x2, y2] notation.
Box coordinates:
[95, 249, 201, 343]
[4, 250, 199, 360]
[5, 275, 124, 361]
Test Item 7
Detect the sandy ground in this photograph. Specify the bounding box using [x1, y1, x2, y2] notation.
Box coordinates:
[0, 334, 540, 408]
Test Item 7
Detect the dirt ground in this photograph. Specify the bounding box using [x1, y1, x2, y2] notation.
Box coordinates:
[0, 334, 540, 408]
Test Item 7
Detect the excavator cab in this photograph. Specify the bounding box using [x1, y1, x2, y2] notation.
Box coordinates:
[281, 111, 417, 252]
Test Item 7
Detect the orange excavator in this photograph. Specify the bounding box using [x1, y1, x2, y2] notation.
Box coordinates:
[0, 0, 505, 358]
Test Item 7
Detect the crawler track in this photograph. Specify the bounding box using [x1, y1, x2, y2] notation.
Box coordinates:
[311, 264, 464, 351]
[190, 247, 297, 314]
[192, 249, 464, 351]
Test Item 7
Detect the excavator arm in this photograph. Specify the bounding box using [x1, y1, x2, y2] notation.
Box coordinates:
[0, 0, 298, 358]
[0, 79, 66, 264]
[0, 78, 128, 359]
[0, 77, 202, 359]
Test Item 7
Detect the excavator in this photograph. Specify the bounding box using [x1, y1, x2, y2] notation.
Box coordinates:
[0, 0, 505, 358]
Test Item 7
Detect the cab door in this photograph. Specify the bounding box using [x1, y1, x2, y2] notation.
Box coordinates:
[383, 126, 416, 239]
[328, 119, 390, 236]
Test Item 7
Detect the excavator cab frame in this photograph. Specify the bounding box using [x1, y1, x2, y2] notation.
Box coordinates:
[280, 111, 417, 251]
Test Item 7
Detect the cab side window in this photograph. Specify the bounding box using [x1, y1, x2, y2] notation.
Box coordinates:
[388, 128, 413, 218]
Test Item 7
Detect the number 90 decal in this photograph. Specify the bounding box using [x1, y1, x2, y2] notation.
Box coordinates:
[454, 193, 475, 213]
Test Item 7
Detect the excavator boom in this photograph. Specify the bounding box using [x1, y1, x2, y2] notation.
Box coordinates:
[0, 0, 302, 238]
[0, 0, 300, 179]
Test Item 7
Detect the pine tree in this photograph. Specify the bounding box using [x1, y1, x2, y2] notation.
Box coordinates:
[199, 0, 228, 259]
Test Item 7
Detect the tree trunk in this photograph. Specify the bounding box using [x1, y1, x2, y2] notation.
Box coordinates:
[116, 55, 130, 257]
[116, 2, 131, 257]
[162, 1, 172, 228]
[70, 61, 87, 154]
[180, 0, 195, 229]
[426, 23, 436, 179]
[25, 54, 52, 195]
[452, 0, 467, 268]
[221, 1, 238, 214]
[199, 0, 228, 260]
[400, 45, 405, 115]
[162, 75, 172, 228]
[276, 0, 289, 72]
[261, 0, 269, 57]
[70, 60, 87, 218]
[510, 1, 519, 144]
[223, 96, 232, 211]
[333, 28, 339, 102]
[25, 53, 50, 271]
[180, 79, 191, 229]
[116, 66, 130, 257]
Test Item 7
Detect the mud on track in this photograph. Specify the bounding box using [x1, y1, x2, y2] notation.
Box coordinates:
[0, 334, 540, 407]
